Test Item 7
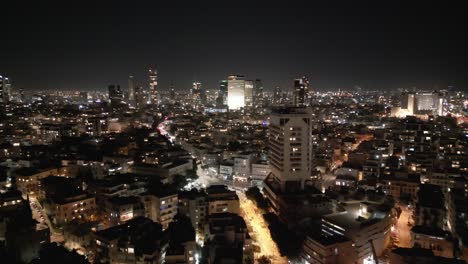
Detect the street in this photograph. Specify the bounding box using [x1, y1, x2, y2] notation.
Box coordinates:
[238, 192, 287, 264]
[394, 204, 413, 248]
[160, 119, 286, 263]
[29, 197, 64, 243]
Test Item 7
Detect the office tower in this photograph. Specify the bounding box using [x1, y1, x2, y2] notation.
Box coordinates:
[192, 81, 202, 109]
[244, 80, 254, 109]
[128, 75, 135, 103]
[267, 107, 313, 191]
[108, 84, 123, 111]
[134, 86, 145, 110]
[254, 79, 264, 109]
[0, 75, 12, 110]
[170, 82, 176, 101]
[294, 76, 309, 107]
[148, 68, 158, 105]
[192, 81, 201, 94]
[217, 80, 228, 108]
[273, 86, 282, 105]
[227, 75, 245, 110]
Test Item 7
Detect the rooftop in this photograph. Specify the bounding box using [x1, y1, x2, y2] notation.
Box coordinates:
[51, 189, 92, 205]
[107, 196, 141, 206]
[418, 184, 445, 209]
[271, 107, 311, 116]
[95, 216, 163, 256]
[208, 213, 247, 234]
[14, 167, 55, 177]
[323, 201, 388, 232]
[307, 231, 351, 246]
[411, 225, 452, 239]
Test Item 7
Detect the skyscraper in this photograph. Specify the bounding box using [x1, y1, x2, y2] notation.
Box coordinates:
[128, 75, 135, 104]
[108, 84, 123, 112]
[217, 80, 228, 108]
[0, 75, 12, 111]
[134, 86, 145, 110]
[263, 107, 314, 222]
[266, 107, 313, 191]
[254, 79, 264, 109]
[227, 75, 245, 111]
[293, 76, 309, 107]
[273, 86, 282, 105]
[192, 81, 202, 109]
[148, 68, 158, 106]
[244, 80, 254, 109]
[169, 82, 176, 102]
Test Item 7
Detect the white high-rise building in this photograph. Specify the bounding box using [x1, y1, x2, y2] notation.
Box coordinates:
[267, 107, 313, 191]
[148, 68, 158, 105]
[227, 75, 245, 110]
[294, 76, 309, 107]
[263, 107, 319, 224]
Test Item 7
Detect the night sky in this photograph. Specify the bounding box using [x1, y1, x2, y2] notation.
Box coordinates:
[1, 2, 466, 92]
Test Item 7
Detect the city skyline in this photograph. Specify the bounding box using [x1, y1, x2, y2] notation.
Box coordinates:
[1, 2, 466, 92]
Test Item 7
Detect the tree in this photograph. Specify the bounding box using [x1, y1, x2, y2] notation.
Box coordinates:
[169, 125, 178, 135]
[245, 187, 269, 212]
[257, 256, 272, 264]
[30, 243, 88, 264]
[171, 174, 188, 190]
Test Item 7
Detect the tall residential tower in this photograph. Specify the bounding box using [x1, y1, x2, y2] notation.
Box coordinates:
[263, 107, 317, 224]
[148, 68, 158, 106]
[293, 76, 309, 107]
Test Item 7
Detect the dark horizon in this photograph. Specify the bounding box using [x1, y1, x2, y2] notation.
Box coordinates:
[1, 2, 466, 92]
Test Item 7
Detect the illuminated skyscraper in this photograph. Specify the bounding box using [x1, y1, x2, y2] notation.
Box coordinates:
[108, 84, 123, 112]
[192, 81, 202, 109]
[293, 76, 309, 107]
[0, 75, 12, 111]
[169, 82, 176, 101]
[217, 80, 228, 108]
[266, 107, 313, 191]
[273, 86, 282, 105]
[254, 79, 264, 109]
[263, 107, 314, 220]
[148, 68, 158, 105]
[128, 75, 135, 104]
[227, 75, 245, 110]
[244, 80, 254, 109]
